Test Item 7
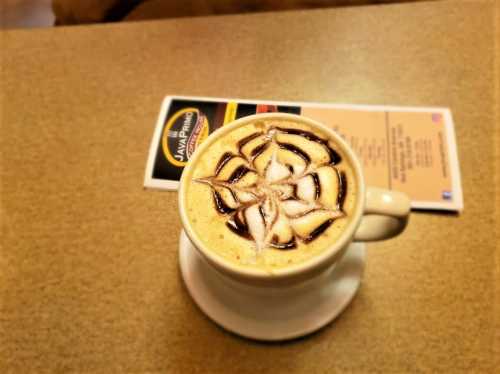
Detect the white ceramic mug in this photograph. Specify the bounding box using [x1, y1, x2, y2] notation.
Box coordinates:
[179, 113, 410, 286]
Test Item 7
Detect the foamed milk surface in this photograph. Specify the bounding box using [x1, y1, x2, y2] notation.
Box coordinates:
[184, 119, 358, 271]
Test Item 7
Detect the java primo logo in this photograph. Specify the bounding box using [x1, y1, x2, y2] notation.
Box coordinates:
[162, 108, 209, 166]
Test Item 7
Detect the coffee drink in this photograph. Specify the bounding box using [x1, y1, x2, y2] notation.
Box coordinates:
[183, 117, 358, 270]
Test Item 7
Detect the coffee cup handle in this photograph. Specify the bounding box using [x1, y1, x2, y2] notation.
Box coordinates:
[353, 187, 411, 242]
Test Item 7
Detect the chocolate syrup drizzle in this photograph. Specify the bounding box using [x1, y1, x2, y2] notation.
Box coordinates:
[302, 218, 335, 243]
[226, 209, 252, 239]
[227, 165, 251, 184]
[215, 152, 236, 175]
[337, 170, 347, 210]
[197, 123, 348, 251]
[311, 173, 321, 200]
[212, 189, 235, 214]
[250, 142, 270, 158]
[277, 142, 311, 163]
[237, 131, 263, 148]
[275, 127, 342, 165]
[270, 236, 297, 250]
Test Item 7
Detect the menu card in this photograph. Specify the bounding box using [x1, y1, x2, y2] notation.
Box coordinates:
[144, 96, 463, 211]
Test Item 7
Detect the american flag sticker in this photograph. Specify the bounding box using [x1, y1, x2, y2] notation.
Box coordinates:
[432, 113, 442, 123]
[442, 190, 452, 200]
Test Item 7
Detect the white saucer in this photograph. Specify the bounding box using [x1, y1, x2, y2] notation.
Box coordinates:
[179, 230, 365, 341]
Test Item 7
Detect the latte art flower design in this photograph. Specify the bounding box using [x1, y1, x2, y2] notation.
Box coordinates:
[196, 124, 348, 252]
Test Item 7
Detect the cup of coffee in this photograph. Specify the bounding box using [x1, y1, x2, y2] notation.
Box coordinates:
[179, 113, 410, 286]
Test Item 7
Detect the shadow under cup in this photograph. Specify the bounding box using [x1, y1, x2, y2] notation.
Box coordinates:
[178, 113, 367, 287]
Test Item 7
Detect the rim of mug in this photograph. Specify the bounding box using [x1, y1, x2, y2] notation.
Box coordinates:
[178, 113, 365, 281]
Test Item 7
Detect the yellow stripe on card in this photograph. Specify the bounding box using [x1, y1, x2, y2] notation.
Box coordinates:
[223, 102, 238, 125]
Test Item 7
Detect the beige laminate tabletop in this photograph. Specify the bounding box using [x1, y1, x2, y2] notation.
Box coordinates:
[1, 0, 498, 372]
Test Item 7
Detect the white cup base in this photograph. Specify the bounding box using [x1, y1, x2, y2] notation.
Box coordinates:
[179, 230, 366, 341]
